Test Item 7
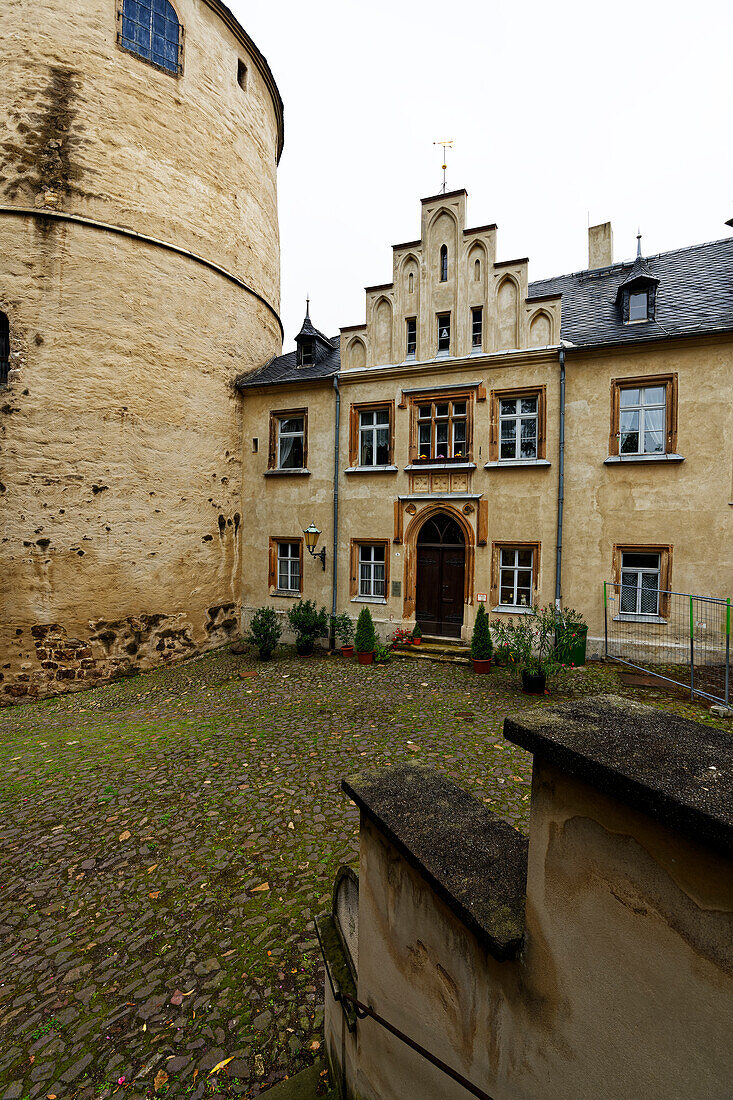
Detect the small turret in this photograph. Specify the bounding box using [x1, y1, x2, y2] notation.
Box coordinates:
[295, 298, 334, 367]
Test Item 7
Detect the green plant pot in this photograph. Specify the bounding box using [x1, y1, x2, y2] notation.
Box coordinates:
[566, 625, 588, 667]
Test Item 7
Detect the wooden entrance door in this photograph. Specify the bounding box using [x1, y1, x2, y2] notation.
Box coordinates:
[415, 514, 465, 638]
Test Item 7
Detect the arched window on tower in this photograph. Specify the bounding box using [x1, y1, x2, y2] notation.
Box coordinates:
[440, 245, 448, 282]
[118, 0, 183, 76]
[0, 312, 9, 385]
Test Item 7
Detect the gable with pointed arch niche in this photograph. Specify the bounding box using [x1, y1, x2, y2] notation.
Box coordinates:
[529, 309, 553, 347]
[496, 275, 519, 350]
[373, 297, 393, 365]
[347, 337, 366, 370]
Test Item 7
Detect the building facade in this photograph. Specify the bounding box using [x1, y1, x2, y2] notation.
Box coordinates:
[2, 3, 731, 703]
[0, 0, 283, 700]
[239, 191, 733, 657]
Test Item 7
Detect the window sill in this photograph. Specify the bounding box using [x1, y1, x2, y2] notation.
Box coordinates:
[344, 465, 398, 474]
[492, 605, 534, 615]
[404, 462, 476, 472]
[484, 459, 551, 469]
[613, 613, 667, 624]
[604, 454, 684, 465]
[264, 468, 311, 477]
[351, 595, 387, 605]
[470, 346, 484, 356]
[271, 590, 302, 599]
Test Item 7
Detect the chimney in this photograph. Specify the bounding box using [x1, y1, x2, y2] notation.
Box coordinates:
[588, 222, 613, 269]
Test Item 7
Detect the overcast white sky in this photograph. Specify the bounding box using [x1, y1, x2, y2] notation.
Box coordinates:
[231, 0, 733, 348]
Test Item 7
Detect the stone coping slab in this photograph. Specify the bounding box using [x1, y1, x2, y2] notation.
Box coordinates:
[342, 763, 528, 960]
[503, 694, 733, 857]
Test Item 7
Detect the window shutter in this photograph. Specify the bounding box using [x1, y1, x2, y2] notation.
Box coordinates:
[394, 500, 402, 544]
[268, 416, 277, 468]
[268, 540, 277, 588]
[488, 394, 498, 462]
[478, 500, 488, 546]
[349, 407, 358, 467]
[350, 542, 358, 597]
[537, 388, 546, 458]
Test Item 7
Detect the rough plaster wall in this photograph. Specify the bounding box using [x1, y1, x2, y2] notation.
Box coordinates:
[0, 0, 281, 299]
[0, 0, 282, 701]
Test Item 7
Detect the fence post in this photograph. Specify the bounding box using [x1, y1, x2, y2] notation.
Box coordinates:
[603, 582, 608, 659]
[689, 595, 695, 703]
[721, 598, 726, 708]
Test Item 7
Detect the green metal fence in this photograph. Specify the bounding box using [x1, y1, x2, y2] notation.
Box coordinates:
[604, 583, 731, 706]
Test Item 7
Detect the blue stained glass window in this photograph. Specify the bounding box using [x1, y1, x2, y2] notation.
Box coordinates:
[120, 0, 182, 74]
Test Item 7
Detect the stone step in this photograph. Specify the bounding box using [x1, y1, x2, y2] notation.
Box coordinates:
[260, 1059, 335, 1098]
[393, 642, 471, 665]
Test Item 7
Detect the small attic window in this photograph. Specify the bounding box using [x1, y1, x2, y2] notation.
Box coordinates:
[629, 291, 648, 322]
[298, 340, 315, 367]
[237, 59, 247, 90]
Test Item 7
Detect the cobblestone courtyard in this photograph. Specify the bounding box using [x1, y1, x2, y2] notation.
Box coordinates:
[0, 647, 727, 1099]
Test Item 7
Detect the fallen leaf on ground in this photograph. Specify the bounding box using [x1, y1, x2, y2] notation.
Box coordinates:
[310, 1040, 321, 1051]
[208, 1057, 233, 1076]
[252, 882, 269, 892]
[149, 891, 160, 899]
[153, 1070, 169, 1091]
[119, 830, 131, 841]
[147, 864, 158, 873]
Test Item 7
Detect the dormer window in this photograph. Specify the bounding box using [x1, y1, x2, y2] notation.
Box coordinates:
[617, 239, 659, 325]
[439, 245, 448, 282]
[629, 291, 648, 322]
[298, 340, 315, 367]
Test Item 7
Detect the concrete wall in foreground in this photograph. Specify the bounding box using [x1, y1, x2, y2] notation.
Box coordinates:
[325, 755, 733, 1098]
[0, 0, 282, 700]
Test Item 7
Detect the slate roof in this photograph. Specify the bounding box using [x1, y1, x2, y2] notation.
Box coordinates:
[236, 337, 341, 389]
[529, 237, 733, 349]
[237, 236, 733, 388]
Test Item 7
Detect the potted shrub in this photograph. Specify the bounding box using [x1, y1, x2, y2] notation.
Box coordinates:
[333, 612, 355, 657]
[287, 599, 329, 656]
[497, 606, 569, 693]
[373, 642, 391, 664]
[247, 606, 282, 661]
[411, 623, 423, 646]
[354, 606, 377, 665]
[470, 604, 493, 673]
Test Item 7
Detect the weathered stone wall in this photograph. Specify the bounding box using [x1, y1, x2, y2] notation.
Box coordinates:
[0, 0, 282, 701]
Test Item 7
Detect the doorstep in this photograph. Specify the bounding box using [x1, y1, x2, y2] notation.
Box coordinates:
[393, 640, 471, 665]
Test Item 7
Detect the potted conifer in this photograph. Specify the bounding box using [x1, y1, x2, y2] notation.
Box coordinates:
[354, 606, 376, 665]
[470, 604, 493, 673]
[412, 622, 423, 646]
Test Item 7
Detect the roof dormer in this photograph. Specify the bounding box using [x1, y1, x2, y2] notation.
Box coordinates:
[295, 299, 333, 367]
[616, 235, 659, 324]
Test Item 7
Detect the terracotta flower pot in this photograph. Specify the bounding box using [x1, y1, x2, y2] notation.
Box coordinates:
[412, 637, 422, 646]
[522, 669, 546, 694]
[471, 657, 492, 674]
[340, 645, 354, 658]
[356, 651, 374, 665]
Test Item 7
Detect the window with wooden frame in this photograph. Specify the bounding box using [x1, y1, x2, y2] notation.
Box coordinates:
[348, 402, 394, 468]
[609, 375, 677, 457]
[612, 543, 672, 619]
[490, 541, 540, 609]
[268, 409, 308, 471]
[488, 386, 546, 462]
[408, 391, 473, 464]
[350, 540, 390, 600]
[268, 537, 304, 594]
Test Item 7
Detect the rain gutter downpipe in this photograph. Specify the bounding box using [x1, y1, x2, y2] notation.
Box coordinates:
[330, 373, 341, 650]
[554, 346, 566, 611]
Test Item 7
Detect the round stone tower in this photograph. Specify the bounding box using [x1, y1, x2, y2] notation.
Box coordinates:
[0, 0, 283, 700]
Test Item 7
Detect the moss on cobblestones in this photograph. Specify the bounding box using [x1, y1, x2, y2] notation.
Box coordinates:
[0, 649, 727, 1097]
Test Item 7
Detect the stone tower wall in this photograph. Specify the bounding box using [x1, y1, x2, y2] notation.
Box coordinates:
[0, 0, 283, 701]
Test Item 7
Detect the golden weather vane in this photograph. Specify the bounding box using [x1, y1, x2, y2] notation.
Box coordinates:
[433, 139, 454, 194]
